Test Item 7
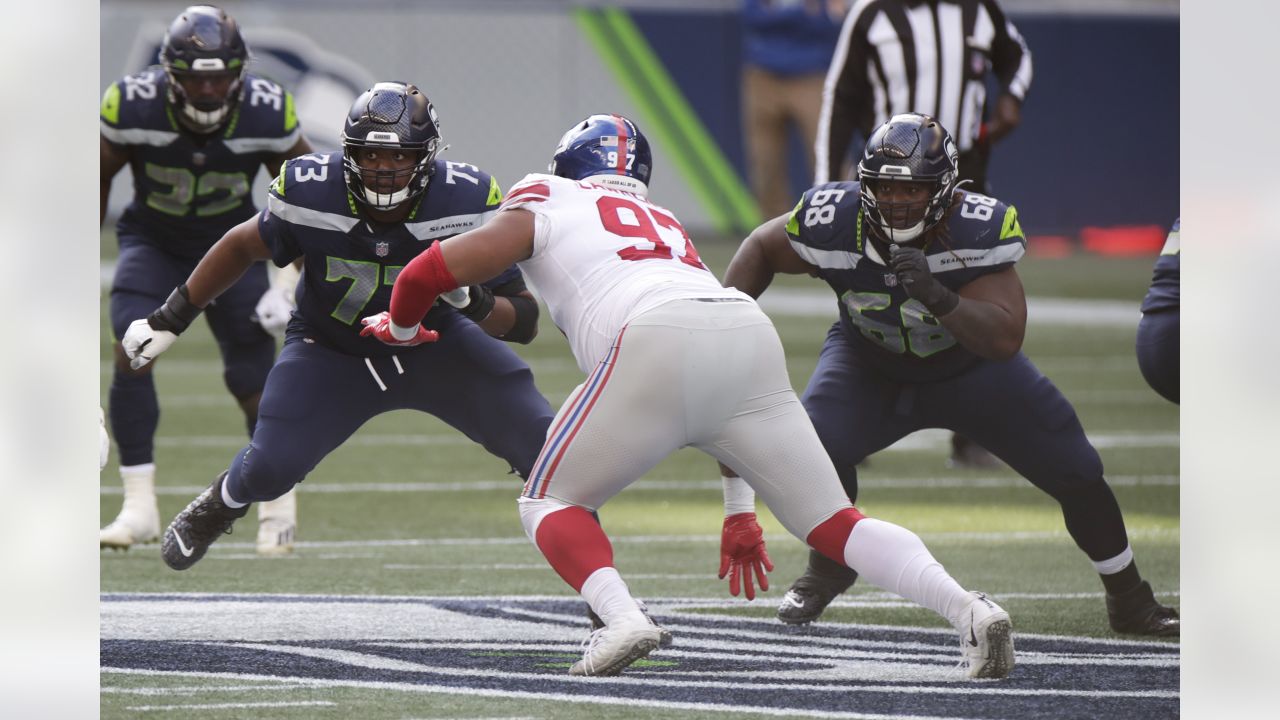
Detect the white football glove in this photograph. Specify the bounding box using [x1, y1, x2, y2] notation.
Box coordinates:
[255, 286, 295, 336]
[122, 319, 179, 370]
[439, 286, 472, 309]
[99, 406, 110, 471]
[255, 263, 301, 337]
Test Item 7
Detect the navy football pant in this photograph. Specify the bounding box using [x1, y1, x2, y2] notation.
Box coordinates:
[223, 314, 554, 503]
[1136, 309, 1179, 404]
[802, 325, 1130, 563]
[109, 238, 275, 466]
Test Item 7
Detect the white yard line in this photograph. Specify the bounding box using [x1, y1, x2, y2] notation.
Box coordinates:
[125, 700, 335, 712]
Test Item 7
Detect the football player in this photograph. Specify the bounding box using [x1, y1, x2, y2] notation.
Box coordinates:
[121, 82, 554, 574]
[719, 113, 1179, 637]
[100, 5, 311, 554]
[1136, 218, 1179, 404]
[364, 114, 1016, 679]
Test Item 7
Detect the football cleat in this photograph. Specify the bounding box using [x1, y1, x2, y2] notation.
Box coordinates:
[1106, 581, 1180, 637]
[776, 554, 859, 625]
[99, 508, 160, 550]
[958, 592, 1015, 679]
[569, 616, 663, 677]
[161, 471, 248, 571]
[588, 599, 673, 648]
[256, 489, 297, 556]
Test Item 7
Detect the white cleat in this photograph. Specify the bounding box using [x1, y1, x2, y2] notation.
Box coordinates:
[256, 518, 295, 556]
[99, 507, 160, 550]
[569, 617, 663, 677]
[959, 591, 1015, 679]
[256, 489, 297, 556]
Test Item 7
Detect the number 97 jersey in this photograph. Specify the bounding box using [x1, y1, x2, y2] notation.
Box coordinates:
[787, 181, 1027, 382]
[502, 174, 748, 374]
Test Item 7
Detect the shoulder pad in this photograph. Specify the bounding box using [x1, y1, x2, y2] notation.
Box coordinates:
[224, 73, 300, 152]
[100, 68, 168, 130]
[268, 152, 355, 227]
[946, 190, 1025, 251]
[786, 181, 861, 252]
[501, 173, 560, 210]
[430, 159, 503, 210]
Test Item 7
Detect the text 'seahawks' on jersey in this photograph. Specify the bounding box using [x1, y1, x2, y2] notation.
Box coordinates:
[785, 182, 1026, 383]
[260, 152, 517, 356]
[101, 67, 301, 258]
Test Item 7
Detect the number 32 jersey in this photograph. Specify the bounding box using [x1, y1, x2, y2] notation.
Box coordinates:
[100, 67, 301, 259]
[787, 181, 1027, 382]
[502, 174, 747, 373]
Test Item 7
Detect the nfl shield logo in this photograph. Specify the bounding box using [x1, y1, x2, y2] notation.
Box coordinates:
[375, 241, 390, 257]
[884, 273, 898, 287]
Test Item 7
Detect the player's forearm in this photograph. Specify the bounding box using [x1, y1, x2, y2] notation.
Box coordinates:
[938, 300, 1024, 360]
[185, 230, 271, 307]
[723, 237, 777, 299]
[391, 242, 459, 329]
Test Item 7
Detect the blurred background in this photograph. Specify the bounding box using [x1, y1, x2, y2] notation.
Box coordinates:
[101, 0, 1178, 249]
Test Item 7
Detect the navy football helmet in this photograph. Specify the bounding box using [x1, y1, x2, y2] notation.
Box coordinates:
[341, 82, 442, 211]
[550, 114, 652, 196]
[857, 113, 959, 243]
[160, 5, 249, 133]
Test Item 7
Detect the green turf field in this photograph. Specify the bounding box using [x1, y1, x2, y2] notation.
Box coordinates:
[100, 238, 1178, 718]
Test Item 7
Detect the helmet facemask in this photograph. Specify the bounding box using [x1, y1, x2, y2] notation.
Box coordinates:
[857, 113, 960, 245]
[341, 82, 443, 212]
[165, 64, 245, 133]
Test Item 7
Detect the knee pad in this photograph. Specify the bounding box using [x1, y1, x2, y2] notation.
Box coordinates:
[222, 339, 275, 399]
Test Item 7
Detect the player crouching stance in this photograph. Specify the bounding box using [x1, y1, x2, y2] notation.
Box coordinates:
[362, 114, 1016, 679]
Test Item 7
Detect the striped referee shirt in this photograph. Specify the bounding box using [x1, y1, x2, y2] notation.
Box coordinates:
[815, 0, 1032, 183]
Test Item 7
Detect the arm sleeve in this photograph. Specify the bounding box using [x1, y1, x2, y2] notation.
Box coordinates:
[985, 0, 1033, 101]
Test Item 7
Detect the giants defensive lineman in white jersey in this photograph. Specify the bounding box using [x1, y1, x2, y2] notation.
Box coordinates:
[361, 114, 1015, 678]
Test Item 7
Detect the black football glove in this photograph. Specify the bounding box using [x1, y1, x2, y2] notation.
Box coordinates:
[439, 284, 496, 322]
[889, 244, 959, 316]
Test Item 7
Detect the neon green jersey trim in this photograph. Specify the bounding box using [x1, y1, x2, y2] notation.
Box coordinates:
[1000, 205, 1024, 241]
[100, 84, 121, 125]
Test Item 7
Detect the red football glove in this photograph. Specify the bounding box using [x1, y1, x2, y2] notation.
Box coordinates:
[718, 512, 773, 600]
[359, 311, 440, 346]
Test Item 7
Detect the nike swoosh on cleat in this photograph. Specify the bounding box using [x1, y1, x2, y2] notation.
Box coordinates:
[173, 530, 195, 557]
[968, 625, 979, 647]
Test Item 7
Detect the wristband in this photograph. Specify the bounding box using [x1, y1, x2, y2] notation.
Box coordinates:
[722, 475, 756, 517]
[148, 284, 203, 335]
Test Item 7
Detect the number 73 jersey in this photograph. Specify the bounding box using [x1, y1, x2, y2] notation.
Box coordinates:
[787, 181, 1027, 382]
[502, 174, 748, 373]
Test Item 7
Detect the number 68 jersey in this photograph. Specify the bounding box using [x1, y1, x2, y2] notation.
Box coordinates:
[502, 174, 748, 373]
[788, 181, 1027, 383]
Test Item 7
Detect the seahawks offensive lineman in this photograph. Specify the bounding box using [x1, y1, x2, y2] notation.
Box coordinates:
[1136, 218, 1179, 404]
[364, 114, 1016, 679]
[100, 5, 310, 554]
[720, 113, 1179, 637]
[121, 82, 553, 572]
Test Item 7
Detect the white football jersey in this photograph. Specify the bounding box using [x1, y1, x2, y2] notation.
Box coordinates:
[501, 173, 749, 373]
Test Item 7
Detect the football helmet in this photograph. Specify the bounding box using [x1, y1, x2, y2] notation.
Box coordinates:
[550, 114, 652, 196]
[160, 5, 249, 133]
[857, 113, 959, 243]
[341, 82, 442, 211]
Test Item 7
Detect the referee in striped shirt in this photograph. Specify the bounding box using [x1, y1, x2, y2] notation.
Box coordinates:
[815, 0, 1032, 193]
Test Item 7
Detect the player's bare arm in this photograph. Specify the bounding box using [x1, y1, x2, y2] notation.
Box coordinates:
[185, 216, 275, 307]
[724, 214, 818, 298]
[101, 136, 129, 226]
[940, 266, 1027, 360]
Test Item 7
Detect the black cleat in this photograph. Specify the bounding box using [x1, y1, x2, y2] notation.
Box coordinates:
[588, 599, 672, 648]
[1106, 580, 1180, 637]
[777, 552, 860, 625]
[161, 471, 248, 571]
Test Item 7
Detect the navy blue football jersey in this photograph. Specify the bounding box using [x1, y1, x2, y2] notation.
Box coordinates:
[100, 67, 301, 259]
[258, 152, 517, 357]
[786, 181, 1027, 382]
[1140, 218, 1180, 313]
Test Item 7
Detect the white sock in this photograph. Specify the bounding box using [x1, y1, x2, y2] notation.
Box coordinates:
[1092, 545, 1134, 575]
[843, 518, 973, 627]
[221, 479, 247, 508]
[580, 567, 645, 627]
